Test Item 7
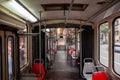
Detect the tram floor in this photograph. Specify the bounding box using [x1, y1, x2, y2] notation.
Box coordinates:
[45, 51, 83, 80]
[45, 71, 81, 80]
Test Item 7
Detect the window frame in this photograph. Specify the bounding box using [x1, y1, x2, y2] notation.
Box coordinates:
[98, 21, 109, 67]
[112, 16, 120, 76]
[7, 36, 15, 80]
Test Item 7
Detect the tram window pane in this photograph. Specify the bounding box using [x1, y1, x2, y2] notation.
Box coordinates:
[113, 18, 120, 75]
[19, 36, 27, 68]
[8, 37, 14, 80]
[0, 37, 2, 79]
[99, 22, 109, 67]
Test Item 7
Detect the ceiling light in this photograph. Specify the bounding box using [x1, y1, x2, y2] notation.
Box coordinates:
[46, 29, 50, 32]
[1, 0, 37, 22]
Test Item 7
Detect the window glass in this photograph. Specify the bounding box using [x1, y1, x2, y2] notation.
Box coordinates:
[19, 36, 27, 68]
[8, 37, 14, 80]
[113, 18, 120, 74]
[0, 37, 2, 79]
[99, 22, 109, 67]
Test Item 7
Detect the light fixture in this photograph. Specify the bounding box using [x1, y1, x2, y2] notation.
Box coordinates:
[57, 28, 61, 34]
[46, 29, 50, 32]
[41, 28, 50, 32]
[1, 0, 37, 22]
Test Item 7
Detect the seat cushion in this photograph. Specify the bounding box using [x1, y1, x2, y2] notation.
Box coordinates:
[92, 71, 109, 80]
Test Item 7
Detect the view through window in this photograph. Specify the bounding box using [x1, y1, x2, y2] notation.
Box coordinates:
[8, 37, 14, 80]
[99, 22, 109, 67]
[19, 36, 27, 68]
[113, 18, 120, 75]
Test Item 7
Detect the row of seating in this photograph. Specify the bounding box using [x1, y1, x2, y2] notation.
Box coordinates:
[83, 58, 110, 80]
[31, 58, 110, 80]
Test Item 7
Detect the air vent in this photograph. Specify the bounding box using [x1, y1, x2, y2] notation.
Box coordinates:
[96, 1, 108, 5]
[41, 3, 88, 11]
[96, 0, 114, 5]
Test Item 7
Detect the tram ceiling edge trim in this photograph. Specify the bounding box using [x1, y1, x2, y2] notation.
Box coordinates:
[0, 12, 26, 29]
[0, 5, 26, 23]
[0, 18, 25, 29]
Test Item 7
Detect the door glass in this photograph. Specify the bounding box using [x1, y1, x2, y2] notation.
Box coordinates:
[19, 36, 27, 68]
[8, 37, 14, 80]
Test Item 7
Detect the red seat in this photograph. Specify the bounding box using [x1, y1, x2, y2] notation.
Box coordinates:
[92, 71, 109, 80]
[37, 76, 41, 80]
[31, 63, 45, 80]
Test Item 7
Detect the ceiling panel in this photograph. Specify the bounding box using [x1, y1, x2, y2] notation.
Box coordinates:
[1, 0, 117, 23]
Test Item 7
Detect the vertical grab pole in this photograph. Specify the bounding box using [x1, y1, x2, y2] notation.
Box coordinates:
[44, 21, 47, 70]
[75, 28, 77, 60]
[49, 29, 52, 68]
[39, 11, 42, 79]
[79, 26, 83, 77]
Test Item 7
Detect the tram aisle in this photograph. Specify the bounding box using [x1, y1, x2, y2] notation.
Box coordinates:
[45, 50, 81, 80]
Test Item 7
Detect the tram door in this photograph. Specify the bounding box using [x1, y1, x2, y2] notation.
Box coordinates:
[0, 29, 18, 80]
[0, 37, 2, 80]
[0, 30, 4, 80]
[6, 31, 16, 80]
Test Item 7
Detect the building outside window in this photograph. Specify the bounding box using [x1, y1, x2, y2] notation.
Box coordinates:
[99, 22, 109, 67]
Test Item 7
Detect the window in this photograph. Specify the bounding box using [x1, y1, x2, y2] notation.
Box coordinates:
[99, 22, 109, 67]
[0, 37, 2, 80]
[113, 17, 120, 75]
[8, 37, 14, 80]
[19, 36, 27, 68]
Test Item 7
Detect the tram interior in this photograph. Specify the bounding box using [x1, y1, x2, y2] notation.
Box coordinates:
[0, 0, 120, 80]
[19, 25, 94, 80]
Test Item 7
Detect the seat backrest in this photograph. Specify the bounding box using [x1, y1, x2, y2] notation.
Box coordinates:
[31, 63, 45, 79]
[83, 62, 94, 74]
[83, 58, 94, 74]
[92, 71, 109, 80]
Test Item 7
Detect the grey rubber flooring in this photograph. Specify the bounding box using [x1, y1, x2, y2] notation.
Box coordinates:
[45, 51, 82, 80]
